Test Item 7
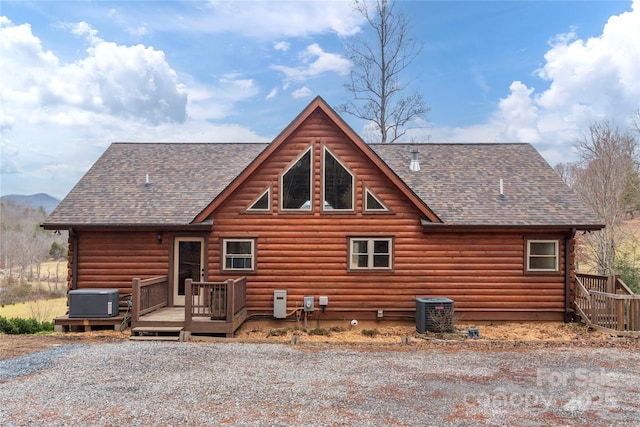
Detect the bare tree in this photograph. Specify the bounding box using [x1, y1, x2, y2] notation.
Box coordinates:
[339, 0, 428, 143]
[632, 109, 640, 135]
[573, 121, 638, 275]
[553, 162, 578, 188]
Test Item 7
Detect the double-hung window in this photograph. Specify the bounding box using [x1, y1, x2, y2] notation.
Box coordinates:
[349, 237, 392, 270]
[526, 240, 559, 272]
[223, 239, 255, 271]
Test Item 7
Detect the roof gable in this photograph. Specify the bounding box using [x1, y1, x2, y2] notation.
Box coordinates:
[192, 96, 440, 223]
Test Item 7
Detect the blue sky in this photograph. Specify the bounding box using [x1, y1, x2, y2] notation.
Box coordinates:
[1, 0, 638, 199]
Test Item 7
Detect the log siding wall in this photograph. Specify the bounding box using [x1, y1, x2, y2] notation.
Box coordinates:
[71, 231, 169, 295]
[67, 110, 572, 321]
[205, 110, 569, 321]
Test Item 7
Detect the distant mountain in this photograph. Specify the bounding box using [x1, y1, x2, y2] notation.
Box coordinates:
[0, 193, 60, 213]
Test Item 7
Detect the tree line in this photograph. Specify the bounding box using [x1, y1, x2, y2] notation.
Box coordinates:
[0, 201, 67, 304]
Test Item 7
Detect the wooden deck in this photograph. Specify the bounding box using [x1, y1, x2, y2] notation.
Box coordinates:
[132, 306, 247, 336]
[130, 276, 248, 337]
[54, 312, 130, 332]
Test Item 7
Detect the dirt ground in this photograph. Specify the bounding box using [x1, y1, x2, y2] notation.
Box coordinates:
[2, 319, 637, 361]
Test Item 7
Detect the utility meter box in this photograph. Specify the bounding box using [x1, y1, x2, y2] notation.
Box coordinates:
[303, 296, 314, 312]
[69, 289, 119, 318]
[273, 290, 287, 319]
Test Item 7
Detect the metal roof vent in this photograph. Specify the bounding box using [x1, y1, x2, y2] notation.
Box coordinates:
[410, 149, 420, 172]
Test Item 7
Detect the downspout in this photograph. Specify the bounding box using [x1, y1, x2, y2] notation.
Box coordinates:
[70, 228, 78, 290]
[564, 228, 576, 322]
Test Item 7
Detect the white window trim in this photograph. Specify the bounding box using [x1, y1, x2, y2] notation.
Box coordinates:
[364, 187, 389, 212]
[280, 147, 313, 212]
[526, 240, 559, 272]
[348, 237, 393, 271]
[247, 187, 271, 212]
[322, 147, 354, 212]
[223, 238, 255, 271]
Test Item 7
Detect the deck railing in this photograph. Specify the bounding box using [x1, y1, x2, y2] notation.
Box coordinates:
[575, 274, 640, 333]
[131, 276, 169, 322]
[576, 273, 634, 295]
[184, 277, 247, 324]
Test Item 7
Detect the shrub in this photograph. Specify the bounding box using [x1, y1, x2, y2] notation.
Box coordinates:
[615, 251, 640, 293]
[308, 327, 329, 336]
[0, 316, 54, 334]
[361, 328, 379, 337]
[265, 328, 288, 337]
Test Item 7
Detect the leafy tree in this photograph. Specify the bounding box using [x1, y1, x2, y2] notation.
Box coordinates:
[49, 241, 67, 259]
[339, 0, 428, 143]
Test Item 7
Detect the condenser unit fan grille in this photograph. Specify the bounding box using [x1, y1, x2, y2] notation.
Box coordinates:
[416, 297, 454, 333]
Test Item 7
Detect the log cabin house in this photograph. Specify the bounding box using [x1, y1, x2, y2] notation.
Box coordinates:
[44, 96, 603, 335]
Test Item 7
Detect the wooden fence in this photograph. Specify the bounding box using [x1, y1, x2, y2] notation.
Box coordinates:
[575, 274, 640, 334]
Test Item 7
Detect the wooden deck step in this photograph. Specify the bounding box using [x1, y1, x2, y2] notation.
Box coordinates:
[129, 335, 181, 342]
[130, 326, 186, 342]
[132, 326, 185, 333]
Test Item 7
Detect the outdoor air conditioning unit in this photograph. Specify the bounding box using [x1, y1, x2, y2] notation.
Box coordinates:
[416, 297, 454, 333]
[69, 289, 119, 318]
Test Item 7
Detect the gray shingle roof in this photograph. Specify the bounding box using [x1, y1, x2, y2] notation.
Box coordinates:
[44, 141, 602, 229]
[44, 143, 267, 226]
[371, 143, 601, 227]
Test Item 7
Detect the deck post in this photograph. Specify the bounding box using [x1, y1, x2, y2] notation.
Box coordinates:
[633, 299, 640, 331]
[185, 279, 193, 326]
[226, 278, 235, 323]
[606, 276, 615, 294]
[132, 278, 141, 322]
[617, 298, 625, 331]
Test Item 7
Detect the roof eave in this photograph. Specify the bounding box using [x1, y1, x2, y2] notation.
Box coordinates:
[41, 222, 213, 231]
[420, 219, 605, 232]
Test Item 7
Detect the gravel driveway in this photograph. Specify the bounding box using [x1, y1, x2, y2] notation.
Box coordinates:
[1, 341, 639, 426]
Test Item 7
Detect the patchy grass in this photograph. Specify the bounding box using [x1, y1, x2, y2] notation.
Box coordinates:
[361, 328, 379, 337]
[0, 298, 66, 322]
[265, 328, 289, 337]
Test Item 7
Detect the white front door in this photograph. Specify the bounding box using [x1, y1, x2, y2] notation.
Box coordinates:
[173, 237, 205, 306]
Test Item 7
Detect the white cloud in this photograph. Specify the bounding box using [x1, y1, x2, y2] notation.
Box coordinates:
[0, 139, 21, 174]
[497, 81, 540, 143]
[292, 86, 312, 99]
[1, 19, 188, 127]
[203, 1, 362, 38]
[266, 88, 278, 100]
[273, 41, 290, 51]
[427, 1, 640, 166]
[126, 25, 150, 36]
[272, 43, 350, 86]
[0, 17, 266, 198]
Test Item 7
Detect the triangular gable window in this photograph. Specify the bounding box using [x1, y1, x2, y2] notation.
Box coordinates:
[247, 187, 270, 211]
[364, 187, 389, 212]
